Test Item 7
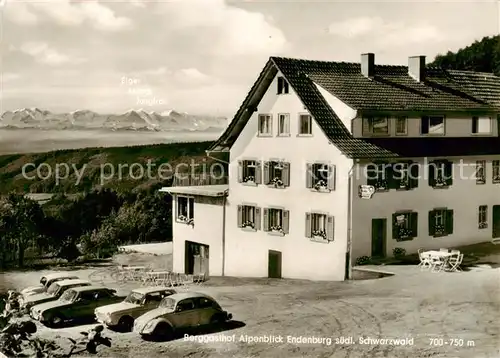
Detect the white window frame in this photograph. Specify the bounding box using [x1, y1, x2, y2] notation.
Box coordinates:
[471, 116, 492, 135]
[298, 114, 312, 136]
[277, 76, 289, 95]
[277, 113, 290, 136]
[311, 213, 327, 235]
[493, 160, 500, 183]
[258, 114, 272, 136]
[269, 208, 283, 232]
[242, 205, 256, 230]
[421, 115, 445, 136]
[177, 195, 194, 224]
[362, 117, 389, 136]
[475, 160, 486, 184]
[395, 116, 407, 135]
[435, 210, 445, 227]
[309, 163, 335, 192]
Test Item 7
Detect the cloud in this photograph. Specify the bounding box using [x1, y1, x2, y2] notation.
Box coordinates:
[4, 2, 38, 25]
[2, 73, 21, 82]
[7, 0, 132, 31]
[174, 68, 212, 85]
[133, 67, 171, 76]
[328, 16, 444, 44]
[19, 42, 86, 66]
[156, 0, 288, 56]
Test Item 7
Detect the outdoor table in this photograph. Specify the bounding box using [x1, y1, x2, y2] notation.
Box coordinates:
[423, 250, 453, 270]
[144, 271, 171, 285]
[122, 266, 146, 270]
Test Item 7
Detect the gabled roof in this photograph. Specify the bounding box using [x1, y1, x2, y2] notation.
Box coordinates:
[208, 56, 500, 159]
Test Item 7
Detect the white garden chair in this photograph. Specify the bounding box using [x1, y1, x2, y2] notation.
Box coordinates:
[430, 256, 446, 272]
[417, 249, 432, 270]
[446, 253, 463, 272]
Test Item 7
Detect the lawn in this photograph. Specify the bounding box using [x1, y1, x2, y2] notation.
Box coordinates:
[1, 251, 499, 358]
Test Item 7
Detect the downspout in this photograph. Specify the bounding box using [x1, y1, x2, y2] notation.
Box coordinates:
[345, 160, 357, 280]
[221, 189, 228, 276]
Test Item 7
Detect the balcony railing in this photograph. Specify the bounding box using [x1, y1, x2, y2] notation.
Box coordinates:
[172, 173, 228, 187]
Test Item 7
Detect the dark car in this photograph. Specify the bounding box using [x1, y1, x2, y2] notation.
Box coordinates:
[30, 286, 125, 327]
[20, 279, 91, 311]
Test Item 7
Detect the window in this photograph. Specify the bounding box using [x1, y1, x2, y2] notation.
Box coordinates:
[392, 212, 418, 241]
[366, 162, 390, 190]
[475, 160, 486, 184]
[177, 196, 194, 223]
[144, 292, 164, 303]
[306, 163, 335, 192]
[305, 213, 334, 242]
[472, 116, 492, 134]
[391, 162, 418, 189]
[195, 297, 215, 309]
[277, 113, 290, 136]
[395, 116, 407, 135]
[298, 114, 312, 135]
[421, 116, 444, 135]
[493, 160, 500, 183]
[238, 160, 262, 185]
[428, 208, 453, 237]
[362, 117, 389, 135]
[237, 205, 261, 230]
[277, 76, 289, 94]
[263, 208, 289, 235]
[258, 114, 272, 136]
[264, 161, 290, 187]
[428, 160, 453, 187]
[176, 299, 195, 312]
[479, 205, 488, 229]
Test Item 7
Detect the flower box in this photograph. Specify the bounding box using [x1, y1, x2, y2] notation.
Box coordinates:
[313, 180, 328, 191]
[479, 222, 487, 229]
[270, 226, 284, 234]
[375, 180, 388, 190]
[243, 176, 255, 183]
[271, 177, 284, 187]
[242, 221, 255, 229]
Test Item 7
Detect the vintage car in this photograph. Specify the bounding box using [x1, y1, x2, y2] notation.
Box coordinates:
[95, 287, 176, 331]
[133, 292, 232, 339]
[30, 286, 125, 327]
[20, 272, 80, 297]
[20, 279, 91, 311]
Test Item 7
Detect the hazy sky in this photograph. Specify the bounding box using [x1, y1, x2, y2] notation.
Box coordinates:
[0, 0, 498, 117]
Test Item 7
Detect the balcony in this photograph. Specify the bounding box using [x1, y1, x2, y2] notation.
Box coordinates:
[172, 172, 229, 187]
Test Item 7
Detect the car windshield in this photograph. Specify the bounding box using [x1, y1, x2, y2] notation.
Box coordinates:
[159, 297, 176, 309]
[47, 283, 60, 296]
[60, 290, 77, 302]
[124, 292, 144, 304]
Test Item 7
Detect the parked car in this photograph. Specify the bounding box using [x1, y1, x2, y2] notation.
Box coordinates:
[95, 287, 176, 331]
[133, 292, 232, 339]
[20, 279, 91, 311]
[30, 286, 125, 327]
[20, 273, 80, 297]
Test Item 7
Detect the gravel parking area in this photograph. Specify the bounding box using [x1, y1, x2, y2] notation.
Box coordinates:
[1, 255, 499, 358]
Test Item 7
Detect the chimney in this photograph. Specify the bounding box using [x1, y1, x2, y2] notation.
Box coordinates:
[408, 55, 426, 82]
[361, 53, 375, 78]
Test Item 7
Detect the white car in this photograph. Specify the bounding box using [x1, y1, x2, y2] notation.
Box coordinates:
[20, 279, 91, 311]
[20, 273, 80, 297]
[95, 287, 176, 331]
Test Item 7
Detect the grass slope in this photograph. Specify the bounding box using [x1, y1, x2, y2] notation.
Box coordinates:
[0, 141, 222, 194]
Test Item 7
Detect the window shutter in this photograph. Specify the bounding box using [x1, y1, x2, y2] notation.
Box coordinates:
[306, 164, 313, 188]
[428, 210, 436, 236]
[326, 216, 334, 241]
[282, 162, 290, 187]
[305, 213, 312, 238]
[366, 163, 377, 187]
[328, 165, 336, 191]
[283, 210, 290, 234]
[263, 161, 270, 185]
[409, 161, 419, 189]
[446, 209, 454, 235]
[410, 212, 418, 237]
[237, 161, 243, 183]
[255, 207, 261, 230]
[392, 213, 398, 239]
[428, 162, 436, 187]
[255, 161, 262, 184]
[263, 208, 269, 231]
[445, 161, 453, 186]
[237, 205, 243, 228]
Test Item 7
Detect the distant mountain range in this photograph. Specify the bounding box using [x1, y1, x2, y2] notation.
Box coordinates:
[0, 108, 228, 132]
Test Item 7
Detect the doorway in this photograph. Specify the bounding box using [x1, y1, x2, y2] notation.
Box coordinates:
[493, 206, 500, 238]
[268, 250, 282, 278]
[185, 241, 209, 275]
[371, 218, 386, 257]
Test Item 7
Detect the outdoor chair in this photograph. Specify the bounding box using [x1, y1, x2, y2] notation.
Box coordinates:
[153, 272, 169, 286]
[430, 256, 446, 272]
[417, 249, 432, 270]
[491, 238, 500, 245]
[446, 253, 463, 272]
[450, 250, 460, 255]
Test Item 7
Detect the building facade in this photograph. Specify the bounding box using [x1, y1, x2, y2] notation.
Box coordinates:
[163, 53, 500, 281]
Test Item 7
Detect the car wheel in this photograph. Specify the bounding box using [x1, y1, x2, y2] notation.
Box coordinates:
[153, 322, 173, 340]
[118, 316, 134, 332]
[48, 314, 65, 328]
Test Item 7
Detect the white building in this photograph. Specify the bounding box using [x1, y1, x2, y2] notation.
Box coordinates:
[162, 53, 500, 281]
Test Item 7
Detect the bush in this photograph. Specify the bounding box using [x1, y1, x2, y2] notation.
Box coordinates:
[355, 256, 371, 265]
[393, 247, 406, 258]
